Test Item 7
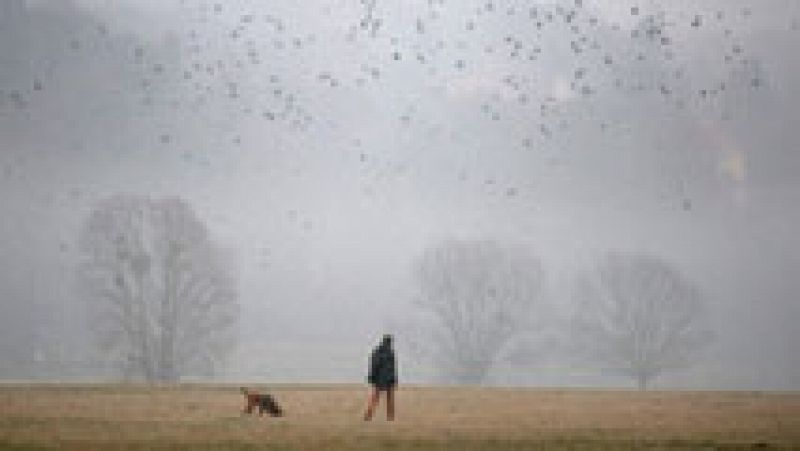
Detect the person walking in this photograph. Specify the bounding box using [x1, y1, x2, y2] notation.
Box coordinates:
[363, 334, 397, 421]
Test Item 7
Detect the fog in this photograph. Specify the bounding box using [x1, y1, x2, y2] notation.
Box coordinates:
[1, 0, 798, 389]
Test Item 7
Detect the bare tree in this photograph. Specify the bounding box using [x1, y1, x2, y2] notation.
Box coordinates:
[77, 195, 238, 382]
[411, 239, 545, 384]
[570, 253, 713, 390]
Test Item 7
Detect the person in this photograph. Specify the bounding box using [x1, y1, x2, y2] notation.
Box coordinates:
[363, 334, 397, 421]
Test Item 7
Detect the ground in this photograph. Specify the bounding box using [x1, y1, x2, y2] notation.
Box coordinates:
[0, 384, 798, 449]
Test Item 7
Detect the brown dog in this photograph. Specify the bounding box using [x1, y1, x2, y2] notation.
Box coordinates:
[240, 387, 284, 417]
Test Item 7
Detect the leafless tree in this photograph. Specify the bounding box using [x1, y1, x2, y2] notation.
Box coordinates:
[77, 195, 238, 382]
[570, 253, 713, 390]
[411, 239, 545, 384]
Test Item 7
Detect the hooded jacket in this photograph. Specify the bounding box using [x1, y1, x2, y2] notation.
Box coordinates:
[367, 339, 397, 389]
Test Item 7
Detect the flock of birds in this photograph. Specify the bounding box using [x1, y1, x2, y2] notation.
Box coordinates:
[0, 0, 786, 241]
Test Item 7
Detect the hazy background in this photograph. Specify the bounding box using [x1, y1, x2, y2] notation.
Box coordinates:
[1, 0, 798, 389]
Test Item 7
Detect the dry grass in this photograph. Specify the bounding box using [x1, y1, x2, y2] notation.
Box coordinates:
[0, 384, 798, 449]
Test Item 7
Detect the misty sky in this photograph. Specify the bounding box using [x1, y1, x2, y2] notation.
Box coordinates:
[1, 0, 798, 389]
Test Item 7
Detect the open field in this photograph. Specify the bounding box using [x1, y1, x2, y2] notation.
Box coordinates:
[0, 384, 798, 450]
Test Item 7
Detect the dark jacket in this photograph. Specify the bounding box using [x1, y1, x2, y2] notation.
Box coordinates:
[367, 342, 397, 390]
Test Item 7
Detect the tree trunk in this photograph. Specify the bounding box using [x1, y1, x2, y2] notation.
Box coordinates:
[158, 249, 180, 383]
[636, 372, 649, 390]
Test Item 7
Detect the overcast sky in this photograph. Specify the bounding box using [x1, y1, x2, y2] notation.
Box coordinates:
[1, 0, 798, 389]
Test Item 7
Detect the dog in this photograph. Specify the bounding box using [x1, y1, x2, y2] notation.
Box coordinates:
[240, 387, 284, 417]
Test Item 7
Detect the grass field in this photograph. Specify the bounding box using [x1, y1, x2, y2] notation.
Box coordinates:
[0, 384, 798, 450]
